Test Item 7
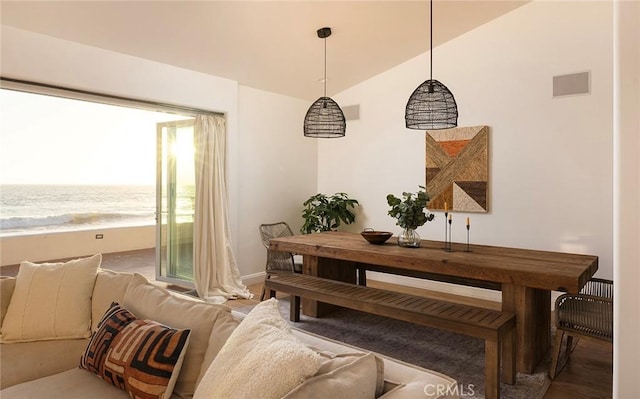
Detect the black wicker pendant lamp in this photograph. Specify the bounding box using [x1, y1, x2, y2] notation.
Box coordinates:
[304, 27, 346, 138]
[405, 0, 458, 130]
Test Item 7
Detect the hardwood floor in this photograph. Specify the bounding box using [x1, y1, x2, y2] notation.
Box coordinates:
[1, 248, 613, 398]
[543, 338, 613, 399]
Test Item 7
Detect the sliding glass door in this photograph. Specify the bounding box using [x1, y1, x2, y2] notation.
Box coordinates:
[156, 119, 195, 286]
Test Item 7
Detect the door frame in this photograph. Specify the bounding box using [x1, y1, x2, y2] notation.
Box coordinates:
[155, 119, 196, 288]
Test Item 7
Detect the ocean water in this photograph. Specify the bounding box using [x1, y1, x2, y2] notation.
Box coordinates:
[0, 185, 158, 236]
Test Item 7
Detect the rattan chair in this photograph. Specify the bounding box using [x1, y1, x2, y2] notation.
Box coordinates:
[258, 222, 303, 301]
[549, 278, 613, 379]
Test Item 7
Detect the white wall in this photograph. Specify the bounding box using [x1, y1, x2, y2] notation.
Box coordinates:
[0, 26, 317, 277]
[319, 1, 614, 296]
[236, 85, 317, 281]
[613, 0, 640, 395]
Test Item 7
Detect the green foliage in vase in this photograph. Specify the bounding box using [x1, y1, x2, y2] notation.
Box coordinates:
[386, 186, 435, 230]
[301, 192, 359, 234]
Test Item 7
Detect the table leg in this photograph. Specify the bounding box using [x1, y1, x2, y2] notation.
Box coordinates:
[502, 284, 551, 373]
[301, 255, 358, 317]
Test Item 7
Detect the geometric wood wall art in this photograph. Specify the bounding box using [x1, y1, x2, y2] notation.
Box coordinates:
[425, 125, 489, 212]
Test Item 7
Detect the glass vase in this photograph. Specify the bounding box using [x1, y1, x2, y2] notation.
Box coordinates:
[398, 228, 421, 248]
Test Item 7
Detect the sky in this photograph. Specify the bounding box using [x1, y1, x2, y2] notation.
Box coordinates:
[0, 89, 189, 185]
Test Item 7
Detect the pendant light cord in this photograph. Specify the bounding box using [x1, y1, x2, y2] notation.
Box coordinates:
[324, 35, 327, 98]
[430, 0, 433, 83]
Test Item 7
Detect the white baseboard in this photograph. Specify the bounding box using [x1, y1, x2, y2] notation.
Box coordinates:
[366, 271, 502, 303]
[242, 271, 266, 287]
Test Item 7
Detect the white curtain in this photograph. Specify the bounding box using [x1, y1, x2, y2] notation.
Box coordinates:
[193, 114, 252, 303]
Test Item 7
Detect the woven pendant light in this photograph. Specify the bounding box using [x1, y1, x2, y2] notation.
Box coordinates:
[304, 27, 346, 138]
[405, 0, 458, 130]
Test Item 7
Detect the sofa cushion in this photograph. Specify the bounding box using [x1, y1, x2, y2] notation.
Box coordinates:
[377, 358, 461, 399]
[0, 368, 130, 399]
[0, 254, 101, 343]
[79, 302, 190, 399]
[91, 269, 138, 332]
[0, 277, 16, 326]
[194, 298, 321, 399]
[122, 273, 236, 399]
[283, 351, 383, 399]
[196, 306, 240, 387]
[0, 338, 89, 389]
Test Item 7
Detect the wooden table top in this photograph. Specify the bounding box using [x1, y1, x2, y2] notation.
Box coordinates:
[269, 231, 598, 293]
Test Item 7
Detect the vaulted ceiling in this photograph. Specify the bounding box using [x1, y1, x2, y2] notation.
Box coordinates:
[1, 1, 529, 100]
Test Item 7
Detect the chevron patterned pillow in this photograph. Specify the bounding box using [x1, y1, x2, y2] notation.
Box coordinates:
[80, 302, 191, 399]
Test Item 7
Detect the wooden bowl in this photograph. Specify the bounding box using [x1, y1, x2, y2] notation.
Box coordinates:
[360, 230, 393, 245]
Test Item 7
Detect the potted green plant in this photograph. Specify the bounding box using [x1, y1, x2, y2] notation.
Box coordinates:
[301, 192, 359, 234]
[386, 186, 435, 247]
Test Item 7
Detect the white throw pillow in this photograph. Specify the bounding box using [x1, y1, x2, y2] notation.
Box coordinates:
[0, 254, 101, 342]
[194, 298, 322, 399]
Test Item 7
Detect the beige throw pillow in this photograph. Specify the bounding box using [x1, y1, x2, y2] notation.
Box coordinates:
[0, 254, 101, 343]
[194, 298, 322, 399]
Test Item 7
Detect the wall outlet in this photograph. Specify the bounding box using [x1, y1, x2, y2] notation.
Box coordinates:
[95, 234, 104, 239]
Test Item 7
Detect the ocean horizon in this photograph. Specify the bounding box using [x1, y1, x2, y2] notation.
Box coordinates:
[0, 184, 158, 237]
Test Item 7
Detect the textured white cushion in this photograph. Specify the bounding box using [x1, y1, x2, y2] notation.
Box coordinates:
[283, 351, 383, 398]
[0, 254, 101, 342]
[194, 298, 321, 399]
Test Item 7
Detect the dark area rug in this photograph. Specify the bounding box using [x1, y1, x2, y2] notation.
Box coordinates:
[238, 299, 550, 399]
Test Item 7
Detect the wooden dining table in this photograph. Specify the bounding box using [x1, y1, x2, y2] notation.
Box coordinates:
[269, 231, 598, 374]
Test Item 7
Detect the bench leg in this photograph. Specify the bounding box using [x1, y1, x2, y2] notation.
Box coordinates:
[485, 340, 500, 399]
[290, 295, 301, 322]
[502, 327, 516, 385]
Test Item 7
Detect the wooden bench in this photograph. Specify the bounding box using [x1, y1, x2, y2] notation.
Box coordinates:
[264, 273, 516, 399]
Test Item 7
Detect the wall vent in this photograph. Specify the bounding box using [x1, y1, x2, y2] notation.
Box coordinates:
[343, 104, 360, 121]
[553, 71, 590, 98]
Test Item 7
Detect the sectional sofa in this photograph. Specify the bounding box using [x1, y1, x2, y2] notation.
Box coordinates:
[0, 254, 458, 398]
